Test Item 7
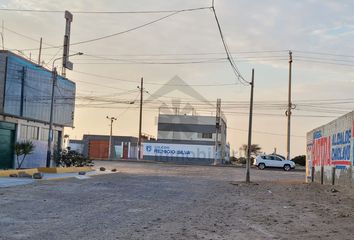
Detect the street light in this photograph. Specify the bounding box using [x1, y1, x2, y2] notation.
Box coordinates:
[46, 52, 83, 167]
[106, 116, 117, 160]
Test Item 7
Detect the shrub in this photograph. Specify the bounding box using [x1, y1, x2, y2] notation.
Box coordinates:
[291, 155, 306, 166]
[237, 157, 247, 164]
[55, 150, 94, 167]
[15, 141, 35, 169]
[229, 156, 237, 163]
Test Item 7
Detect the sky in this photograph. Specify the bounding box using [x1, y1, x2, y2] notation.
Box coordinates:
[1, 0, 354, 158]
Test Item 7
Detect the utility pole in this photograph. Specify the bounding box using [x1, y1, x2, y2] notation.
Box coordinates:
[38, 37, 42, 65]
[106, 116, 117, 160]
[46, 67, 57, 168]
[137, 77, 144, 160]
[46, 52, 83, 168]
[246, 69, 255, 183]
[286, 51, 293, 160]
[214, 98, 221, 165]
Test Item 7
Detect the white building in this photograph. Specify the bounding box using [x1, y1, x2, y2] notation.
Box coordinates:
[143, 113, 229, 165]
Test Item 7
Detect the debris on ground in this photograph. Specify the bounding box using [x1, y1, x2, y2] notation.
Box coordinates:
[32, 172, 43, 179]
[18, 171, 32, 178]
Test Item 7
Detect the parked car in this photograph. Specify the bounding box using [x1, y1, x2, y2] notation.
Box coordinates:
[253, 154, 295, 171]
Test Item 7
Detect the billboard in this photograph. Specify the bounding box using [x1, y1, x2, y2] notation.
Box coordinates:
[143, 142, 215, 159]
[306, 111, 354, 185]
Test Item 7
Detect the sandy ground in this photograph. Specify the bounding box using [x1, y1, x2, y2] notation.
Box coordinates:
[0, 161, 353, 240]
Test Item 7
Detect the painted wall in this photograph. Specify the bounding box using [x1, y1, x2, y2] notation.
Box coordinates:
[306, 111, 354, 186]
[143, 142, 216, 165]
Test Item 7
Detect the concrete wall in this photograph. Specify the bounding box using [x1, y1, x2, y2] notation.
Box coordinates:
[143, 140, 215, 165]
[306, 111, 354, 186]
[82, 134, 138, 159]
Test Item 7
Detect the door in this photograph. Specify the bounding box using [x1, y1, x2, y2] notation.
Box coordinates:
[123, 143, 129, 159]
[272, 156, 284, 167]
[88, 140, 109, 159]
[0, 128, 15, 169]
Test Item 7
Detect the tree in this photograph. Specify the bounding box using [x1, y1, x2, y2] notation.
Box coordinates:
[15, 141, 35, 169]
[240, 144, 262, 157]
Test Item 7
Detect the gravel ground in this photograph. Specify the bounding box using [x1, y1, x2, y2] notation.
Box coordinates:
[0, 161, 353, 240]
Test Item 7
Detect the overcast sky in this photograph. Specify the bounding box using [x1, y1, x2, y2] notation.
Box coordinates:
[1, 0, 354, 157]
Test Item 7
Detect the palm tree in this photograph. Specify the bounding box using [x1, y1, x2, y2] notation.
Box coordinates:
[240, 144, 262, 157]
[15, 141, 35, 169]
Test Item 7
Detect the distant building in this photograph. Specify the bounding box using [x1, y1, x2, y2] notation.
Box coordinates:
[68, 139, 84, 154]
[81, 135, 140, 160]
[306, 111, 354, 186]
[143, 113, 230, 165]
[0, 50, 76, 169]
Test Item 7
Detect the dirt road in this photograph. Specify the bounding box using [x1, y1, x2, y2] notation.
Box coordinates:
[0, 161, 353, 239]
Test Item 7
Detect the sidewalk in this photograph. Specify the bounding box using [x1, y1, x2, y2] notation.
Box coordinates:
[0, 169, 116, 188]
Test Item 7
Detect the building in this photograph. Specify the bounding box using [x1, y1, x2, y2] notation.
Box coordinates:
[143, 113, 230, 165]
[306, 111, 354, 186]
[81, 135, 139, 160]
[0, 50, 76, 169]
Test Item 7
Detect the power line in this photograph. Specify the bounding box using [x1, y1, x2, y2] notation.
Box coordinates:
[7, 6, 211, 51]
[211, 4, 248, 85]
[70, 11, 181, 46]
[0, 6, 211, 14]
[72, 70, 239, 87]
[228, 127, 305, 138]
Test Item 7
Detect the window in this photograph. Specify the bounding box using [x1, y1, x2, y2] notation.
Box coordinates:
[40, 128, 49, 141]
[201, 133, 212, 139]
[19, 125, 39, 140]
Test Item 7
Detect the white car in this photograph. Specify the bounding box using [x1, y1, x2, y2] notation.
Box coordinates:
[254, 154, 295, 171]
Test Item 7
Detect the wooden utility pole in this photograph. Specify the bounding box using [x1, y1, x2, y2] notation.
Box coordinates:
[138, 77, 144, 160]
[246, 69, 255, 183]
[286, 51, 293, 160]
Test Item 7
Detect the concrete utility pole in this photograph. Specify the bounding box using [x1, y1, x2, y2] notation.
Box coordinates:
[214, 98, 221, 165]
[286, 51, 293, 160]
[46, 66, 58, 168]
[106, 116, 117, 160]
[137, 77, 144, 160]
[246, 69, 255, 183]
[46, 52, 83, 168]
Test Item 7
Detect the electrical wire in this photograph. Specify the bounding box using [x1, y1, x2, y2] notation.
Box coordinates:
[0, 6, 211, 14]
[211, 4, 248, 85]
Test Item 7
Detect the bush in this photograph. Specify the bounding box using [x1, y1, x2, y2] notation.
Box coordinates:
[291, 155, 306, 166]
[230, 156, 237, 163]
[237, 157, 247, 164]
[55, 150, 94, 167]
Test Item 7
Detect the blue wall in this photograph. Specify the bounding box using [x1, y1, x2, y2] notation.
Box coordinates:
[3, 55, 75, 126]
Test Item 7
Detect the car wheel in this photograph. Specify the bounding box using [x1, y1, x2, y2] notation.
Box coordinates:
[258, 163, 266, 170]
[283, 164, 291, 171]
